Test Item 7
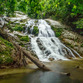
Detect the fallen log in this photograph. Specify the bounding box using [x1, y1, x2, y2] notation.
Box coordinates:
[14, 43, 51, 71]
[0, 29, 51, 71]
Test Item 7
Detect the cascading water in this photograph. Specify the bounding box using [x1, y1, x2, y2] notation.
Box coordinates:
[25, 19, 81, 62]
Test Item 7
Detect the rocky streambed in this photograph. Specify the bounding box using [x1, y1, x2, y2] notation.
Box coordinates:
[45, 19, 83, 57]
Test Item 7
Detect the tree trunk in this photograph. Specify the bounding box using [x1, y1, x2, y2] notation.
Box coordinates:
[0, 29, 51, 71]
[14, 43, 51, 71]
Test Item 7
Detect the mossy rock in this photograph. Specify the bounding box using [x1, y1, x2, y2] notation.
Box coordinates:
[12, 25, 24, 32]
[32, 26, 39, 36]
[20, 36, 29, 42]
[51, 26, 63, 37]
[35, 20, 38, 24]
[28, 26, 32, 34]
[81, 43, 83, 47]
[0, 36, 14, 65]
[0, 57, 3, 64]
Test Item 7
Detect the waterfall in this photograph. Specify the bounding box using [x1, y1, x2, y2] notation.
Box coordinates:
[25, 19, 81, 62]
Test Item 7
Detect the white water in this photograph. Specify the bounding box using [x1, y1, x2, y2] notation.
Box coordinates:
[25, 19, 81, 62]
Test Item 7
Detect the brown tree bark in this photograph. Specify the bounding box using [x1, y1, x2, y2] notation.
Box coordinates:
[14, 43, 51, 71]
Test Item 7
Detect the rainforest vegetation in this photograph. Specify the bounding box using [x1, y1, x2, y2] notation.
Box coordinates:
[0, 0, 83, 35]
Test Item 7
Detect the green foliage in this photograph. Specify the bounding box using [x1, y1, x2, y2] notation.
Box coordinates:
[0, 56, 13, 64]
[41, 0, 83, 34]
[13, 25, 24, 32]
[32, 26, 39, 36]
[0, 0, 16, 16]
[0, 0, 83, 34]
[0, 57, 3, 64]
[81, 44, 83, 47]
[27, 0, 42, 18]
[27, 26, 32, 34]
[0, 36, 14, 48]
[74, 19, 83, 29]
[17, 0, 27, 13]
[5, 56, 13, 64]
[27, 25, 39, 36]
[20, 36, 29, 42]
[51, 26, 63, 37]
[0, 36, 14, 64]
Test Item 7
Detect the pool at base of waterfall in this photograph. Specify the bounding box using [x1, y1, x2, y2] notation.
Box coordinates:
[0, 59, 83, 83]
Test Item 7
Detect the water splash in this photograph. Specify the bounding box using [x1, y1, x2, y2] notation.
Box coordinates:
[25, 19, 81, 62]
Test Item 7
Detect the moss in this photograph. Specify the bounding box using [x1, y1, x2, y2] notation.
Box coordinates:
[65, 42, 73, 48]
[0, 36, 14, 48]
[81, 44, 83, 47]
[4, 56, 13, 64]
[32, 26, 39, 36]
[21, 24, 25, 26]
[15, 34, 30, 43]
[19, 42, 25, 47]
[35, 20, 38, 23]
[0, 57, 3, 64]
[20, 36, 29, 42]
[12, 25, 24, 32]
[16, 34, 22, 38]
[51, 26, 63, 37]
[0, 36, 14, 65]
[0, 55, 13, 64]
[28, 26, 32, 34]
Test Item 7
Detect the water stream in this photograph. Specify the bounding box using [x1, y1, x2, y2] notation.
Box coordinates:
[25, 19, 81, 62]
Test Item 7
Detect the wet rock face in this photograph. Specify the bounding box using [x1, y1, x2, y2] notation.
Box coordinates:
[45, 50, 51, 56]
[51, 38, 55, 44]
[36, 38, 46, 51]
[62, 30, 77, 40]
[61, 30, 83, 56]
[2, 11, 29, 29]
[40, 46, 46, 51]
[45, 19, 65, 28]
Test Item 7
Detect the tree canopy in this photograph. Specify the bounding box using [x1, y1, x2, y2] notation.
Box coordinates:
[0, 0, 83, 34]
